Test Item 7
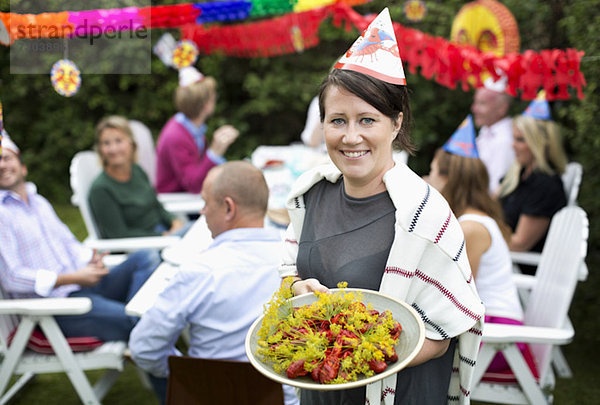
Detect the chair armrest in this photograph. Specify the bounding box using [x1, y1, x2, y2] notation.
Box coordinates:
[84, 235, 180, 252]
[482, 322, 573, 345]
[0, 297, 92, 316]
[510, 251, 541, 266]
[512, 273, 536, 290]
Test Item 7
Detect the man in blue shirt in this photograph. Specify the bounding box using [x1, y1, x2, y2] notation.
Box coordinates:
[129, 161, 298, 405]
[0, 134, 160, 342]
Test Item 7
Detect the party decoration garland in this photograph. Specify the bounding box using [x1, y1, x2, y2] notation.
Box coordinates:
[0, 0, 365, 42]
[181, 4, 585, 100]
[0, 1, 586, 100]
[182, 6, 328, 58]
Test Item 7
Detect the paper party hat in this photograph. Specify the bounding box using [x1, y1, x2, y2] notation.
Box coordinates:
[443, 115, 479, 158]
[334, 8, 406, 85]
[1, 131, 20, 155]
[523, 90, 551, 120]
[179, 66, 204, 88]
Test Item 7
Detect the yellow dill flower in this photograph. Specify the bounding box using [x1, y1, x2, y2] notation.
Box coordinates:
[256, 281, 402, 384]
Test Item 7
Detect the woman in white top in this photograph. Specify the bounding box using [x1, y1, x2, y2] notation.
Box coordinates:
[426, 147, 530, 373]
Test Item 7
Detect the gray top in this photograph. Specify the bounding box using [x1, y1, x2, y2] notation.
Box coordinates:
[297, 178, 395, 290]
[295, 177, 456, 405]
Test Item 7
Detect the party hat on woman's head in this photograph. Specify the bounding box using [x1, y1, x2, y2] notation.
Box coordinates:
[443, 115, 479, 158]
[334, 8, 406, 85]
[523, 90, 551, 120]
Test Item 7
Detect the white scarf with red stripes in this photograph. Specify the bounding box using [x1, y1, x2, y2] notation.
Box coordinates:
[280, 162, 485, 404]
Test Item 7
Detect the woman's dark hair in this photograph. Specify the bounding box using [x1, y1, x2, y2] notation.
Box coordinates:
[318, 69, 415, 154]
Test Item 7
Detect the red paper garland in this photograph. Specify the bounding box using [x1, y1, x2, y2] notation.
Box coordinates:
[182, 7, 328, 58]
[182, 4, 585, 100]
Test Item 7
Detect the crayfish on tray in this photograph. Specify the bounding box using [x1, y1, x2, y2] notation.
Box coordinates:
[257, 282, 402, 384]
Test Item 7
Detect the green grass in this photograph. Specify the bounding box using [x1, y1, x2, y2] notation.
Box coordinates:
[5, 203, 598, 404]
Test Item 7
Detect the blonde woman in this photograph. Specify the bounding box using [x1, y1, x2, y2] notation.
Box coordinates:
[155, 67, 239, 193]
[498, 115, 568, 269]
[427, 145, 534, 375]
[89, 115, 184, 239]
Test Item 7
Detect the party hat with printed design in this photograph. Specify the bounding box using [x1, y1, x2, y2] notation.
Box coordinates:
[334, 8, 406, 85]
[523, 90, 551, 120]
[443, 115, 479, 158]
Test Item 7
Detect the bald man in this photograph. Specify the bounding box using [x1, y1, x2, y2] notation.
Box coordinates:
[129, 161, 299, 405]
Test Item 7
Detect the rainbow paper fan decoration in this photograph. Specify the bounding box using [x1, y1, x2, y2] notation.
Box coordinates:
[172, 40, 199, 69]
[50, 59, 81, 97]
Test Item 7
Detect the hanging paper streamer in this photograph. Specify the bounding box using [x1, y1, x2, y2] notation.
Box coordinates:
[0, 1, 587, 100]
[139, 4, 200, 29]
[194, 1, 252, 23]
[404, 0, 427, 22]
[182, 7, 328, 58]
[50, 59, 81, 97]
[172, 40, 199, 69]
[68, 7, 145, 36]
[0, 1, 364, 40]
[0, 17, 11, 45]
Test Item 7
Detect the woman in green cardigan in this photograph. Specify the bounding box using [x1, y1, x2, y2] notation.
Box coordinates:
[89, 115, 185, 239]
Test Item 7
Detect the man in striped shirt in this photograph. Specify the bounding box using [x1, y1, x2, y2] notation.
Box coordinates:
[0, 133, 160, 342]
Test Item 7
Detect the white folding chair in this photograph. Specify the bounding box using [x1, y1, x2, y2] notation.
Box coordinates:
[471, 206, 588, 404]
[561, 162, 582, 206]
[0, 287, 127, 405]
[129, 119, 157, 187]
[69, 151, 180, 253]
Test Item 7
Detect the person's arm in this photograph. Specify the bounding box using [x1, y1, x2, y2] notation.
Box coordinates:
[460, 220, 492, 279]
[164, 135, 218, 193]
[129, 268, 194, 377]
[208, 125, 239, 157]
[408, 338, 451, 367]
[509, 214, 550, 251]
[55, 265, 109, 288]
[290, 277, 329, 296]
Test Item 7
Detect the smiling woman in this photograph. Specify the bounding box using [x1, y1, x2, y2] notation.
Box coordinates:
[276, 8, 485, 405]
[88, 116, 184, 239]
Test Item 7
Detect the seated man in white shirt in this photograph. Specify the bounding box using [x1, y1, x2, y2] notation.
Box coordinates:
[129, 161, 299, 405]
[471, 76, 515, 193]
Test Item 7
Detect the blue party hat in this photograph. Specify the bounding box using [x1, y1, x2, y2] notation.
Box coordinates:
[443, 115, 479, 158]
[523, 90, 551, 120]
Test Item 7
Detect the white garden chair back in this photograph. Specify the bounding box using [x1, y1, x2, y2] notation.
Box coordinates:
[69, 150, 180, 253]
[472, 205, 588, 404]
[561, 161, 582, 206]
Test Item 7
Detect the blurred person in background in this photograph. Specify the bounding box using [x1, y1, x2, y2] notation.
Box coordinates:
[155, 67, 239, 194]
[89, 115, 185, 239]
